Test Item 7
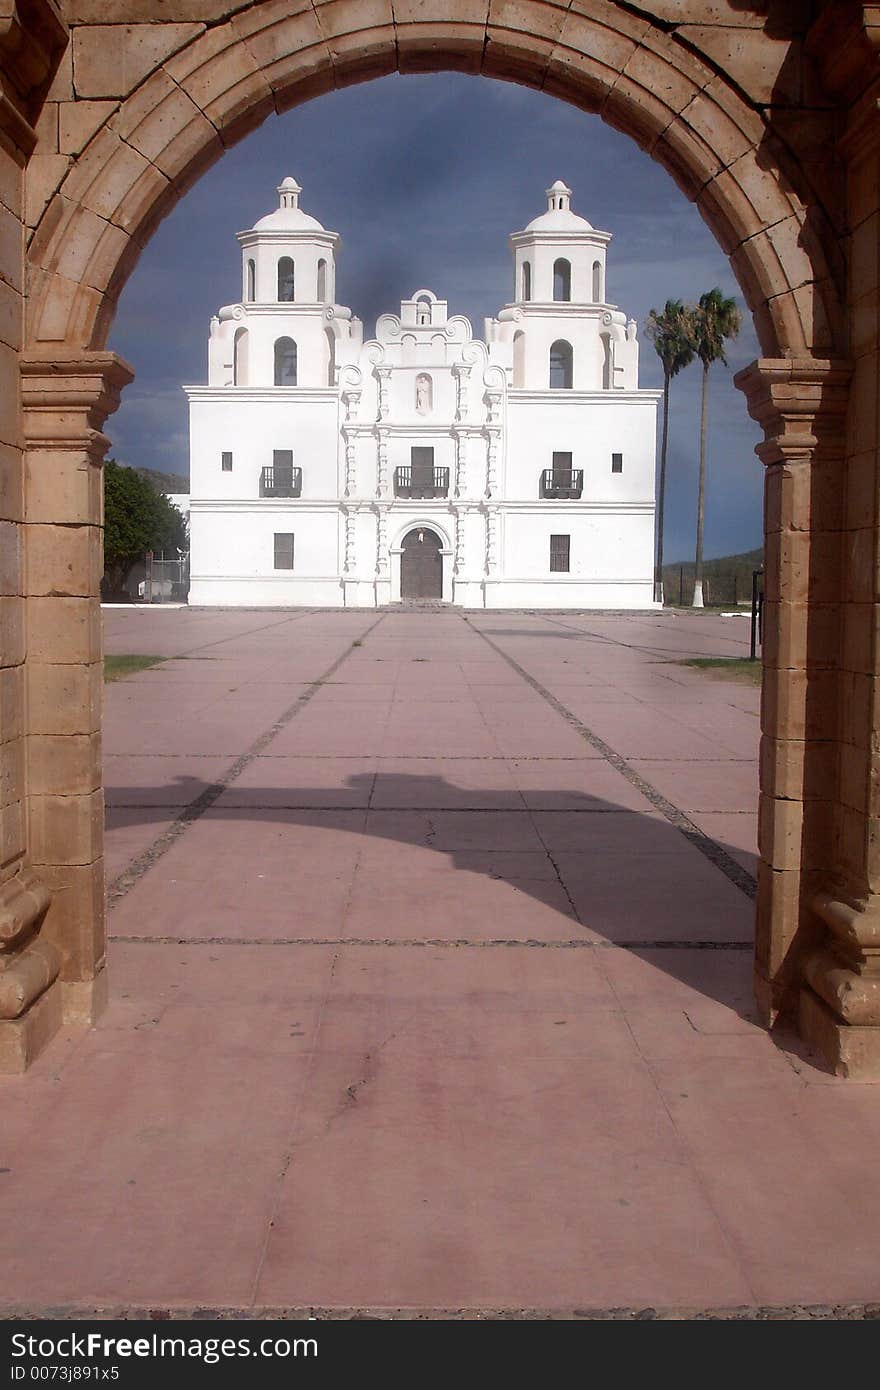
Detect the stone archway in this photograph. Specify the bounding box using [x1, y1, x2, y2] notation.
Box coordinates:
[2, 1, 879, 1075]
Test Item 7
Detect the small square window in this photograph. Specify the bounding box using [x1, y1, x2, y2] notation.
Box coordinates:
[611, 452, 623, 473]
[550, 534, 570, 573]
[274, 532, 294, 570]
[221, 451, 232, 472]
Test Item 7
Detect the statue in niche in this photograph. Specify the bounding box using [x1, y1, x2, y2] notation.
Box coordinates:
[416, 373, 432, 415]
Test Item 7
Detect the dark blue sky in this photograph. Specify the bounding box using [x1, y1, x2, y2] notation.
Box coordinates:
[106, 72, 763, 563]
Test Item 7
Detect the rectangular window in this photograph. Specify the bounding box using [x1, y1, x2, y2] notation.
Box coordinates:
[274, 532, 294, 570]
[221, 451, 232, 471]
[552, 451, 573, 471]
[550, 534, 570, 573]
[611, 452, 623, 473]
[273, 449, 293, 469]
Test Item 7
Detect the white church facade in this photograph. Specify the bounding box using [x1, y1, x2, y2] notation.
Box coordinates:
[184, 177, 660, 608]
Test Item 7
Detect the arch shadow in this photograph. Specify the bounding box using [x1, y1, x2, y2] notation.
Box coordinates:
[104, 769, 760, 1027]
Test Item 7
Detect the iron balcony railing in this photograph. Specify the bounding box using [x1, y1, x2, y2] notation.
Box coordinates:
[394, 466, 450, 499]
[260, 465, 302, 498]
[540, 468, 583, 499]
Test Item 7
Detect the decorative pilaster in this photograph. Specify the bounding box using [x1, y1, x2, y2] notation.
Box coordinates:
[454, 431, 468, 498]
[342, 427, 357, 498]
[376, 429, 389, 499]
[374, 504, 391, 606]
[453, 361, 470, 422]
[485, 507, 499, 576]
[343, 506, 358, 574]
[486, 431, 500, 499]
[375, 506, 389, 575]
[375, 367, 391, 422]
[454, 509, 467, 576]
[484, 387, 502, 499]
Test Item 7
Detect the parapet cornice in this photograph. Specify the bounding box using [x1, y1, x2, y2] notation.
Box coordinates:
[236, 228, 340, 247]
[509, 229, 612, 248]
[508, 389, 662, 404]
[183, 387, 338, 403]
[497, 302, 622, 319]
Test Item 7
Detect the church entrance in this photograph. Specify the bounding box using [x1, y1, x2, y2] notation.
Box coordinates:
[400, 527, 443, 600]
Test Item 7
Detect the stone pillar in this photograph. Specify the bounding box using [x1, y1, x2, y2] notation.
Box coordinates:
[20, 350, 133, 1034]
[736, 358, 868, 1069]
[0, 0, 69, 1072]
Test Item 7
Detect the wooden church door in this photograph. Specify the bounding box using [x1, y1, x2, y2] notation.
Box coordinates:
[400, 527, 442, 600]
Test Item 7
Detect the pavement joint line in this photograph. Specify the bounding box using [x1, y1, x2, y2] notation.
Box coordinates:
[536, 612, 753, 660]
[106, 615, 387, 909]
[464, 618, 758, 901]
[107, 754, 756, 761]
[108, 935, 752, 950]
[0, 1302, 877, 1320]
[105, 803, 702, 813]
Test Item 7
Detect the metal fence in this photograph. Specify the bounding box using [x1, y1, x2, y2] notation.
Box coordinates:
[138, 551, 189, 602]
[664, 569, 753, 607]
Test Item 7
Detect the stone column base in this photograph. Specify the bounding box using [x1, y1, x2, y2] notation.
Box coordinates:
[0, 979, 63, 1074]
[343, 578, 373, 607]
[63, 967, 108, 1026]
[453, 579, 484, 608]
[753, 967, 777, 1029]
[799, 988, 880, 1079]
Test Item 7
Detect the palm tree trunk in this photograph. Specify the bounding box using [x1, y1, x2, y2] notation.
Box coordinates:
[693, 361, 709, 608]
[654, 371, 670, 604]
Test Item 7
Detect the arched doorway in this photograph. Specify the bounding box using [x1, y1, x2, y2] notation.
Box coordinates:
[400, 527, 443, 601]
[7, 2, 877, 1076]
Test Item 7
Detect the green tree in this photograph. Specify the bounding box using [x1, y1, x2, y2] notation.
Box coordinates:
[645, 299, 696, 603]
[103, 459, 187, 596]
[690, 288, 742, 607]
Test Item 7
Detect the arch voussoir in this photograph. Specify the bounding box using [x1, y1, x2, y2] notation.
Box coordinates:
[107, 67, 224, 190]
[482, 29, 556, 90]
[230, 1, 332, 97]
[24, 3, 845, 366]
[396, 23, 486, 74]
[163, 21, 276, 144]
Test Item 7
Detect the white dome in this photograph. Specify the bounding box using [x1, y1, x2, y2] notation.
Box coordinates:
[252, 176, 326, 232]
[253, 206, 325, 231]
[523, 179, 593, 233]
[523, 207, 594, 232]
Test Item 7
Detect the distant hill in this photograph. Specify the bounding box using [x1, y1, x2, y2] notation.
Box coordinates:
[132, 465, 189, 495]
[662, 547, 763, 606]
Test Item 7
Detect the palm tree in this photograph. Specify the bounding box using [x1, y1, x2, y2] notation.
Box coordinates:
[690, 288, 742, 607]
[645, 300, 696, 604]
